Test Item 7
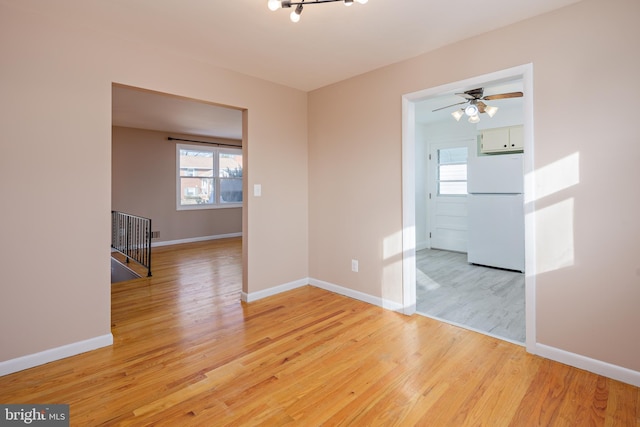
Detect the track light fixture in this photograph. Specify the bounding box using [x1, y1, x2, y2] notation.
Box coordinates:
[268, 0, 368, 23]
[291, 3, 303, 22]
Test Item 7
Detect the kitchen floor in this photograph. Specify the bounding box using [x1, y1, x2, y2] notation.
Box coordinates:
[416, 248, 525, 343]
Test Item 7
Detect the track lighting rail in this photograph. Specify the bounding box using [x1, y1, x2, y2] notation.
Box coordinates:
[268, 0, 368, 23]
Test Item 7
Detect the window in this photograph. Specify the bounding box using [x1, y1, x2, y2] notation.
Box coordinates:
[437, 147, 467, 195]
[177, 144, 242, 209]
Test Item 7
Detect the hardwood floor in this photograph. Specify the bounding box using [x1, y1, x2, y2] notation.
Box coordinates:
[1, 238, 638, 426]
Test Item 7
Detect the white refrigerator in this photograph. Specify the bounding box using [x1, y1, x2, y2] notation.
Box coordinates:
[467, 153, 524, 272]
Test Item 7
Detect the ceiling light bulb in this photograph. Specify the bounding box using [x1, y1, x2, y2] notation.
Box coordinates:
[468, 114, 480, 124]
[267, 0, 281, 11]
[344, 0, 354, 5]
[464, 104, 478, 117]
[290, 4, 303, 22]
[485, 105, 498, 118]
[451, 110, 464, 121]
[356, 0, 368, 3]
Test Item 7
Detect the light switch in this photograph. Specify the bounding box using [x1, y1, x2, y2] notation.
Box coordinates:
[254, 184, 262, 197]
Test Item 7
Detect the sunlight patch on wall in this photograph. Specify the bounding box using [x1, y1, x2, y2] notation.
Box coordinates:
[385, 229, 405, 260]
[383, 230, 404, 307]
[525, 152, 580, 204]
[525, 152, 580, 274]
[535, 198, 575, 274]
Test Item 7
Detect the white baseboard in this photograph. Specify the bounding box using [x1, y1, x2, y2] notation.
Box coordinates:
[241, 278, 308, 302]
[0, 334, 113, 377]
[241, 277, 403, 312]
[534, 343, 640, 387]
[309, 278, 404, 312]
[152, 232, 242, 248]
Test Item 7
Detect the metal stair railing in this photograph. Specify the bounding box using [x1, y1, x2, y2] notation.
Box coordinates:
[111, 211, 152, 277]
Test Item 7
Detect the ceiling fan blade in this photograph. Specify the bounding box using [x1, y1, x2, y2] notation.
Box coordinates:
[432, 101, 467, 112]
[483, 91, 523, 100]
[456, 88, 484, 100]
[476, 101, 487, 113]
[455, 93, 475, 100]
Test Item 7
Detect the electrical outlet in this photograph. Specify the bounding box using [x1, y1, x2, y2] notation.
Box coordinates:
[351, 259, 359, 272]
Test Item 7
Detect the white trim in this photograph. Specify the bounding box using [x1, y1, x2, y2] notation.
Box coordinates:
[309, 278, 404, 312]
[241, 278, 308, 302]
[521, 65, 537, 353]
[151, 232, 242, 248]
[535, 344, 640, 388]
[240, 276, 404, 312]
[401, 64, 536, 348]
[0, 334, 113, 377]
[401, 96, 417, 315]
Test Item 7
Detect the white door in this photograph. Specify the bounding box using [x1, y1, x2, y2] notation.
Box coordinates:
[428, 140, 473, 252]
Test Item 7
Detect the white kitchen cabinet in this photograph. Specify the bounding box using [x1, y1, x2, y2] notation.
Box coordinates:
[480, 125, 524, 153]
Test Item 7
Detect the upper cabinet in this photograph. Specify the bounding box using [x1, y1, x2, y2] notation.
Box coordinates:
[480, 125, 523, 153]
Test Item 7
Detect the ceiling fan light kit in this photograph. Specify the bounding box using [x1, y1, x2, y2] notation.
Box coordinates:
[464, 104, 479, 117]
[268, 0, 368, 22]
[484, 105, 499, 118]
[451, 110, 464, 122]
[434, 87, 523, 124]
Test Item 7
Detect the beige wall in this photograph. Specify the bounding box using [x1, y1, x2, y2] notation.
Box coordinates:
[1, 0, 639, 380]
[0, 3, 308, 362]
[112, 126, 242, 243]
[309, 0, 640, 372]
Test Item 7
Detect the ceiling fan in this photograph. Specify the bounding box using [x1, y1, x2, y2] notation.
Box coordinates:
[433, 87, 523, 123]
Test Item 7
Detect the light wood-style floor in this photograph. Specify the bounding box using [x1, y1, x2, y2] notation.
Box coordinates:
[416, 248, 525, 343]
[1, 238, 638, 426]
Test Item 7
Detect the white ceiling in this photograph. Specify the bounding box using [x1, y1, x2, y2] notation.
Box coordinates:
[112, 85, 243, 140]
[15, 0, 582, 92]
[19, 0, 580, 138]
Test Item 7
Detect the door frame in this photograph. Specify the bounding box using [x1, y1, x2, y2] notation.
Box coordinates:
[401, 64, 537, 352]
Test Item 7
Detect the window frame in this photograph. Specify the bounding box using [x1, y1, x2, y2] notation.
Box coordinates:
[176, 143, 243, 211]
[436, 147, 468, 196]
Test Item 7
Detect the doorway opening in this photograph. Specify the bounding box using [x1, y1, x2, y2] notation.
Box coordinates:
[110, 82, 247, 297]
[401, 65, 536, 350]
